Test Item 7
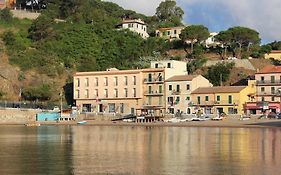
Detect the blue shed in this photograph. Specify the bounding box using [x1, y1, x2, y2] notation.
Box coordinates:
[36, 112, 60, 121]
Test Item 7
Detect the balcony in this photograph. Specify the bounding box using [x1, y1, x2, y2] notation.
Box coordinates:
[144, 77, 164, 84]
[256, 80, 281, 85]
[171, 90, 181, 95]
[257, 91, 281, 96]
[144, 90, 164, 96]
[193, 100, 240, 106]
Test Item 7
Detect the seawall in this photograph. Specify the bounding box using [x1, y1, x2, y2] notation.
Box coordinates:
[0, 108, 39, 124]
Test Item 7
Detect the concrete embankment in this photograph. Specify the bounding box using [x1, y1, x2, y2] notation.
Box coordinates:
[0, 108, 38, 124]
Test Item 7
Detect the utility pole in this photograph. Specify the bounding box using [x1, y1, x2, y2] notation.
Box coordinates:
[60, 89, 63, 120]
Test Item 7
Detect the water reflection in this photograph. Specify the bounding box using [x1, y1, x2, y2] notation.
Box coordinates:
[70, 126, 281, 175]
[0, 126, 280, 175]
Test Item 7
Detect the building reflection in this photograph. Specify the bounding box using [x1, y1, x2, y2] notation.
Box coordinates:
[0, 126, 73, 175]
[70, 126, 281, 175]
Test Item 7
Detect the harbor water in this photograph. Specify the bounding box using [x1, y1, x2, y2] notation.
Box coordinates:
[0, 125, 280, 175]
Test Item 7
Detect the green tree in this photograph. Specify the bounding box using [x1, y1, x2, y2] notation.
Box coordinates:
[186, 58, 207, 74]
[180, 25, 209, 54]
[268, 41, 281, 50]
[0, 8, 13, 22]
[22, 84, 52, 101]
[155, 0, 184, 27]
[28, 15, 55, 41]
[228, 26, 260, 58]
[2, 30, 16, 46]
[205, 62, 235, 86]
[215, 30, 233, 59]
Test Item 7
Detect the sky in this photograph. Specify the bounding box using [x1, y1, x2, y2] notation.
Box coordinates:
[107, 0, 281, 43]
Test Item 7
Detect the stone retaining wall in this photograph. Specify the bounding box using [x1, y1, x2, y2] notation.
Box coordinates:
[0, 108, 39, 124]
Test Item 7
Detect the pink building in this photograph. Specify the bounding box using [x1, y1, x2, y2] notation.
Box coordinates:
[245, 65, 281, 115]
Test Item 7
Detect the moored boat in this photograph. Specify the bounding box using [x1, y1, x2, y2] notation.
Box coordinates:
[77, 121, 87, 124]
[25, 123, 41, 127]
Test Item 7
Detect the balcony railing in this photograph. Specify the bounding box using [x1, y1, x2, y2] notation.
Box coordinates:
[144, 91, 164, 96]
[193, 100, 240, 106]
[171, 90, 181, 95]
[257, 91, 281, 96]
[144, 77, 164, 84]
[256, 80, 281, 85]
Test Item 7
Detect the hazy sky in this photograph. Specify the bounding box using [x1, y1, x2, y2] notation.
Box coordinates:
[107, 0, 281, 43]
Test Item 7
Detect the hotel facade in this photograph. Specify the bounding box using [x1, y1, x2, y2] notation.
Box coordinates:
[74, 60, 187, 115]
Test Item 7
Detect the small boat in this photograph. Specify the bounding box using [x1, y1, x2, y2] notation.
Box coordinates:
[77, 121, 87, 124]
[25, 123, 41, 127]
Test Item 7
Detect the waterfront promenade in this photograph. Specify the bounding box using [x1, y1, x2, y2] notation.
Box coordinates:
[1, 108, 281, 128]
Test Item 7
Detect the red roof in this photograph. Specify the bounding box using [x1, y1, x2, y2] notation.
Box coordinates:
[257, 65, 281, 74]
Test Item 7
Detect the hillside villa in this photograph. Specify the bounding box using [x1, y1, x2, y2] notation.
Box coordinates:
[116, 18, 149, 39]
[264, 50, 281, 60]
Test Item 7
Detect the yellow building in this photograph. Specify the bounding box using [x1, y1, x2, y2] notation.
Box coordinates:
[191, 80, 256, 115]
[264, 50, 281, 60]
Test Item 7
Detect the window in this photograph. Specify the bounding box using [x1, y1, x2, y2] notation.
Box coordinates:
[186, 96, 190, 101]
[124, 88, 128, 97]
[272, 96, 275, 101]
[95, 89, 98, 97]
[114, 89, 118, 98]
[168, 97, 174, 103]
[76, 78, 80, 87]
[228, 95, 232, 104]
[114, 77, 118, 86]
[174, 30, 177, 34]
[228, 107, 234, 114]
[148, 74, 152, 82]
[133, 88, 136, 97]
[205, 96, 209, 102]
[197, 96, 201, 104]
[109, 103, 115, 113]
[133, 76, 136, 85]
[95, 78, 98, 86]
[104, 89, 108, 98]
[216, 96, 221, 101]
[167, 63, 171, 68]
[261, 76, 264, 82]
[261, 87, 265, 92]
[148, 86, 152, 94]
[148, 97, 152, 105]
[186, 84, 190, 90]
[104, 77, 108, 86]
[85, 78, 89, 87]
[76, 90, 80, 98]
[158, 73, 163, 81]
[159, 97, 162, 105]
[280, 76, 281, 83]
[176, 97, 180, 104]
[120, 103, 124, 113]
[167, 31, 170, 35]
[261, 97, 265, 101]
[159, 85, 163, 93]
[271, 87, 275, 94]
[169, 85, 172, 91]
[271, 76, 275, 83]
[124, 76, 128, 86]
[176, 85, 180, 92]
[155, 63, 158, 68]
[85, 89, 89, 98]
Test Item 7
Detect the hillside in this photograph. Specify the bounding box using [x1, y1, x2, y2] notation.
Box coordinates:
[0, 0, 275, 105]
